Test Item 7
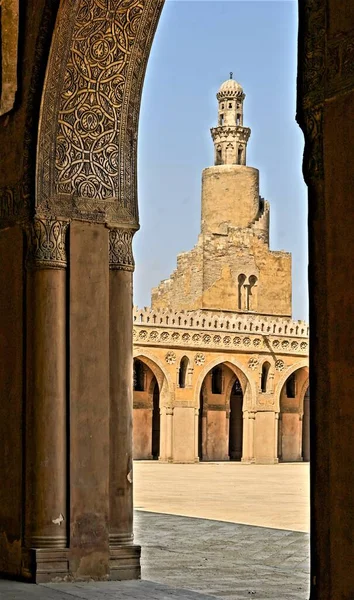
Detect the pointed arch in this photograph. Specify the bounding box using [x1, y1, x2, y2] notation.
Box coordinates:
[274, 359, 309, 413]
[194, 355, 256, 411]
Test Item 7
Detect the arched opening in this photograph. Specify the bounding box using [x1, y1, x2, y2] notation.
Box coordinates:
[133, 358, 145, 392]
[229, 377, 243, 461]
[211, 366, 223, 394]
[278, 367, 309, 462]
[178, 356, 189, 388]
[199, 363, 244, 461]
[133, 357, 161, 460]
[237, 145, 243, 164]
[238, 273, 246, 309]
[246, 275, 257, 310]
[261, 361, 271, 393]
[151, 381, 160, 460]
[286, 372, 296, 398]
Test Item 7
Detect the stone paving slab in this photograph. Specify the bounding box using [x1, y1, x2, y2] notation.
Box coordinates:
[135, 511, 310, 600]
[0, 504, 310, 600]
[0, 580, 217, 600]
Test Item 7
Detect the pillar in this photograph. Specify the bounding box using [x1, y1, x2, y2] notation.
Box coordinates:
[22, 219, 69, 582]
[108, 228, 141, 580]
[194, 408, 200, 462]
[241, 410, 255, 463]
[166, 406, 174, 462]
[274, 413, 279, 464]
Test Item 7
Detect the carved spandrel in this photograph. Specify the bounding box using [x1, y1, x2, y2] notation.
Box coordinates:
[0, 0, 19, 116]
[36, 0, 164, 225]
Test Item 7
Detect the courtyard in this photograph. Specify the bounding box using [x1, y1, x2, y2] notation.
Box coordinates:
[0, 462, 309, 599]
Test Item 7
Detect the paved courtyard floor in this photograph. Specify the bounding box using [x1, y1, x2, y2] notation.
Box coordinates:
[134, 462, 310, 532]
[0, 463, 310, 600]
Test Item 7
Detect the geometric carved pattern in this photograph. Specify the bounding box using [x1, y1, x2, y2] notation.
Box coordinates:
[25, 218, 68, 269]
[109, 228, 135, 271]
[36, 0, 164, 226]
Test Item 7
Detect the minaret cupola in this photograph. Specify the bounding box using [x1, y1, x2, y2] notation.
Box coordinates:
[211, 73, 251, 166]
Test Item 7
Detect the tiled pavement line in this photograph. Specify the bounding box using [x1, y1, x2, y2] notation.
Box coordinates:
[134, 511, 310, 600]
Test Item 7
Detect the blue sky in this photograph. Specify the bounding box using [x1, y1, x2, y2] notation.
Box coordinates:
[134, 0, 308, 321]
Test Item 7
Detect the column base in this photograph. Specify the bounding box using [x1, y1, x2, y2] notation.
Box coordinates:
[21, 548, 69, 583]
[109, 544, 141, 580]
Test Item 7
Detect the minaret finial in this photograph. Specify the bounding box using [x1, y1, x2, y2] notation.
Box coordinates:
[230, 71, 233, 79]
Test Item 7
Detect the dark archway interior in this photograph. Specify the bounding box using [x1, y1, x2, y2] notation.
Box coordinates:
[229, 378, 243, 461]
[152, 381, 160, 459]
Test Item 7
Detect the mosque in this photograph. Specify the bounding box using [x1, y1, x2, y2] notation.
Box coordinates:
[132, 76, 309, 464]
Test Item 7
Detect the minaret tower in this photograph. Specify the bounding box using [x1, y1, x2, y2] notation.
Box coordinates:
[201, 75, 261, 235]
[211, 72, 251, 166]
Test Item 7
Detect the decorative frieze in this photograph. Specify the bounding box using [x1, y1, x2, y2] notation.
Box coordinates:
[25, 218, 69, 269]
[109, 228, 135, 271]
[133, 324, 308, 357]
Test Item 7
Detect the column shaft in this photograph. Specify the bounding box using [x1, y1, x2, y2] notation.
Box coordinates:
[24, 220, 68, 555]
[108, 227, 141, 580]
[109, 268, 134, 546]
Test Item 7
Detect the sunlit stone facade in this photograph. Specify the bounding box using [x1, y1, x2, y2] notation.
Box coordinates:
[133, 77, 309, 464]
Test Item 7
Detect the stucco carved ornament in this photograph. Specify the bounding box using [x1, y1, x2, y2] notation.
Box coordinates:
[195, 353, 205, 366]
[165, 351, 176, 365]
[25, 218, 69, 269]
[248, 358, 259, 370]
[275, 359, 285, 372]
[109, 228, 135, 271]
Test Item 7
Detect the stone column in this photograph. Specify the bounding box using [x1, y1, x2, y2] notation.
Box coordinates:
[23, 218, 69, 582]
[194, 408, 200, 462]
[108, 228, 140, 579]
[158, 406, 167, 461]
[242, 410, 255, 463]
[166, 406, 174, 462]
[274, 412, 280, 463]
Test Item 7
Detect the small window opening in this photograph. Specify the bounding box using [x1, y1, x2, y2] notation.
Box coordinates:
[179, 356, 189, 389]
[221, 103, 224, 109]
[216, 146, 222, 165]
[237, 146, 243, 164]
[246, 275, 257, 311]
[228, 102, 232, 108]
[211, 366, 223, 394]
[236, 113, 241, 125]
[219, 113, 224, 125]
[133, 359, 145, 391]
[286, 373, 296, 398]
[238, 273, 246, 309]
[261, 362, 271, 393]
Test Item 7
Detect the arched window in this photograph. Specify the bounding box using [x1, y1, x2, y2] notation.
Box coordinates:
[178, 356, 189, 388]
[216, 145, 222, 165]
[286, 373, 296, 398]
[237, 146, 243, 164]
[211, 366, 223, 394]
[238, 273, 246, 309]
[261, 361, 271, 393]
[247, 275, 258, 310]
[236, 113, 241, 125]
[133, 359, 145, 391]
